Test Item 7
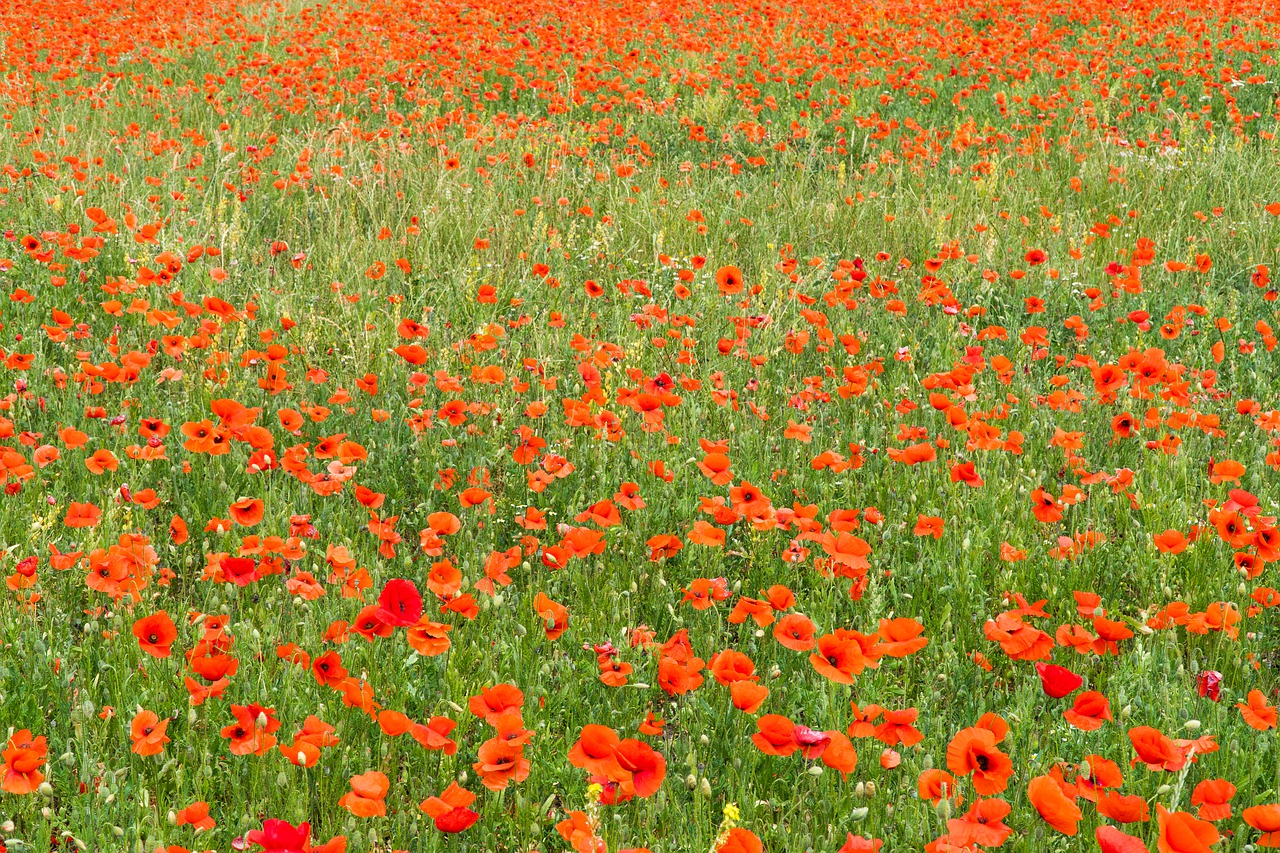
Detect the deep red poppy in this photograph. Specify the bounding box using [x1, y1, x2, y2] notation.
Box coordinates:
[1035, 662, 1083, 698]
[377, 578, 423, 627]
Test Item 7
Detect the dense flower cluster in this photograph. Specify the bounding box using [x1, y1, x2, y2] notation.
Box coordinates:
[1, 0, 1280, 849]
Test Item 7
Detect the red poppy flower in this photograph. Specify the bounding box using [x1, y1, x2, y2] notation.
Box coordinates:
[376, 578, 423, 627]
[1035, 662, 1083, 698]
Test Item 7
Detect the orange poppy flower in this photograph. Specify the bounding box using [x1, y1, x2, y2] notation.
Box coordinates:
[613, 739, 666, 797]
[409, 717, 458, 754]
[876, 618, 929, 657]
[945, 726, 1013, 795]
[64, 501, 102, 528]
[2, 730, 47, 794]
[1243, 804, 1280, 847]
[773, 613, 817, 650]
[917, 769, 960, 805]
[1063, 691, 1112, 731]
[751, 714, 799, 756]
[338, 771, 389, 818]
[809, 629, 882, 684]
[1238, 690, 1278, 730]
[1128, 726, 1187, 771]
[1190, 778, 1235, 821]
[1027, 774, 1081, 835]
[1156, 805, 1218, 853]
[717, 828, 762, 853]
[729, 680, 769, 714]
[174, 801, 216, 831]
[714, 265, 744, 296]
[468, 683, 524, 725]
[946, 798, 1012, 847]
[228, 497, 265, 526]
[132, 610, 177, 658]
[129, 710, 171, 756]
[568, 724, 621, 775]
[1096, 790, 1150, 823]
[473, 737, 530, 791]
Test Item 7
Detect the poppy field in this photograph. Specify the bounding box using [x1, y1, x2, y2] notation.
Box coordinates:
[3, 0, 1280, 850]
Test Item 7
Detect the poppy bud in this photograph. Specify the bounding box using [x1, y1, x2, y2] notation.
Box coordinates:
[38, 782, 54, 797]
[1184, 719, 1201, 731]
[934, 798, 952, 821]
[849, 806, 869, 821]
[807, 766, 823, 777]
[699, 777, 712, 797]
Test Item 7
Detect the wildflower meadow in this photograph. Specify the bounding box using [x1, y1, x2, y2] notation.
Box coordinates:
[2, 0, 1280, 850]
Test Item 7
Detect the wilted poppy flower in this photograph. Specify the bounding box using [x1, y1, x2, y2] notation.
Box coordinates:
[1196, 670, 1222, 702]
